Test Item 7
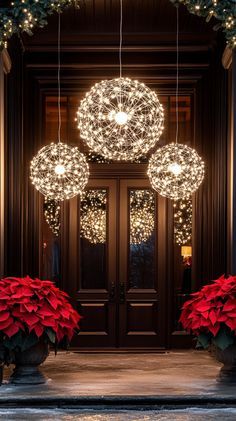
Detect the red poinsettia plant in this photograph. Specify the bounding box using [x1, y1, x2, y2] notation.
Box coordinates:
[180, 275, 236, 351]
[0, 276, 81, 363]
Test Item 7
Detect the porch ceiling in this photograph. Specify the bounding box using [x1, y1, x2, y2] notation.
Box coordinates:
[16, 0, 218, 51]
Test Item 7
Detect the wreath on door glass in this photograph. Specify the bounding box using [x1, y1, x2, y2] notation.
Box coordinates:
[0, 0, 235, 50]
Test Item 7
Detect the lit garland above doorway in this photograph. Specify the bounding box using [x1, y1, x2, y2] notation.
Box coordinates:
[0, 0, 80, 49]
[170, 0, 236, 48]
[0, 1, 235, 50]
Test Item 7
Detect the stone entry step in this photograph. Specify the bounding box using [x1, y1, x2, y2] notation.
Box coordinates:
[1, 351, 236, 409]
[0, 395, 236, 409]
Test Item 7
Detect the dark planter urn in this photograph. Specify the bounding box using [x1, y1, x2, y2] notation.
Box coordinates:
[0, 363, 3, 385]
[212, 344, 236, 383]
[0, 343, 4, 385]
[10, 340, 49, 385]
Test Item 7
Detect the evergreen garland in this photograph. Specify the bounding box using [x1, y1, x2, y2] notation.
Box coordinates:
[170, 0, 236, 48]
[0, 0, 80, 49]
[0, 1, 235, 50]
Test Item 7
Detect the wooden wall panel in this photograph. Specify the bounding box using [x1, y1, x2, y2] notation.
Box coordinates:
[192, 45, 228, 287]
[5, 40, 24, 277]
[5, 38, 41, 278]
[0, 50, 11, 277]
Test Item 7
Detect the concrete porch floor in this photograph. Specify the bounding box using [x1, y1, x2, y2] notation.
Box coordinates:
[1, 350, 236, 407]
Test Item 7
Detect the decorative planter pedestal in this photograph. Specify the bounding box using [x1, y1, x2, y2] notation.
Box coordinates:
[0, 363, 3, 386]
[213, 345, 236, 383]
[10, 340, 49, 385]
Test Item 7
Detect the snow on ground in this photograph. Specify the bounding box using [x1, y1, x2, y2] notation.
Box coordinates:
[0, 408, 236, 421]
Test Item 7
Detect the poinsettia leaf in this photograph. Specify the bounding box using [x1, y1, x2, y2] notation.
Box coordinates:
[4, 323, 20, 338]
[209, 310, 217, 326]
[212, 328, 234, 351]
[208, 323, 221, 336]
[0, 276, 81, 348]
[46, 328, 56, 344]
[225, 318, 236, 330]
[197, 332, 210, 349]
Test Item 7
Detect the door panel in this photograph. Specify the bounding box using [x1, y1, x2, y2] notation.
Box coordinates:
[119, 180, 167, 348]
[68, 179, 117, 347]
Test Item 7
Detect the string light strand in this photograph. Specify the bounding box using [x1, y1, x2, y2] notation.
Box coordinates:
[175, 4, 179, 144]
[57, 12, 61, 143]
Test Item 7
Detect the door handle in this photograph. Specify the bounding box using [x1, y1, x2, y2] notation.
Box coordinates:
[119, 282, 125, 303]
[109, 282, 116, 302]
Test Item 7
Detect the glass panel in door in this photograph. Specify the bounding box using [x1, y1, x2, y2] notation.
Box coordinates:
[129, 189, 156, 289]
[80, 189, 107, 289]
[119, 180, 166, 348]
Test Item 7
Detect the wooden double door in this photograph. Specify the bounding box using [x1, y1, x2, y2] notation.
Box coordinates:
[62, 177, 169, 349]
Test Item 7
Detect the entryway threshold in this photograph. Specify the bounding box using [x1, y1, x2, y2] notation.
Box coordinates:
[0, 395, 236, 410]
[1, 350, 236, 407]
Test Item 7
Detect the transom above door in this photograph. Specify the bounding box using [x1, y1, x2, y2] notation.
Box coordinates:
[61, 178, 169, 348]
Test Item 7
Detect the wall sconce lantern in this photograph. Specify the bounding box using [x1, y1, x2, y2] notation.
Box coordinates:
[181, 246, 192, 258]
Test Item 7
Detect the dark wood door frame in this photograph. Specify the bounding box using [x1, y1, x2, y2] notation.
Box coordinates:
[60, 174, 172, 349]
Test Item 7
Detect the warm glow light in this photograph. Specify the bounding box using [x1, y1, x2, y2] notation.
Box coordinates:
[30, 142, 89, 201]
[43, 198, 60, 237]
[55, 164, 65, 175]
[148, 143, 205, 200]
[174, 199, 192, 245]
[181, 246, 192, 257]
[80, 190, 107, 244]
[81, 208, 106, 244]
[114, 111, 128, 125]
[130, 190, 155, 244]
[77, 77, 164, 161]
[80, 189, 155, 245]
[168, 162, 182, 176]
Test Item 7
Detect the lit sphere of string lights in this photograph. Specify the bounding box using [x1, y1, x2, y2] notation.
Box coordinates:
[30, 142, 89, 201]
[130, 190, 155, 244]
[147, 143, 205, 200]
[80, 208, 106, 244]
[130, 208, 154, 245]
[77, 77, 164, 161]
[80, 189, 107, 244]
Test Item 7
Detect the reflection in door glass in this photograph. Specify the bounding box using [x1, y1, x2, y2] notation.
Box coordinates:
[129, 190, 156, 289]
[80, 189, 107, 289]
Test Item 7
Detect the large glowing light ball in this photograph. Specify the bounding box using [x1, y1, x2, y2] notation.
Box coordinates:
[77, 77, 164, 161]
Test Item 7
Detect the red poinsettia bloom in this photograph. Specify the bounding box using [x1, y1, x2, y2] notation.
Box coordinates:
[180, 275, 236, 337]
[0, 276, 81, 342]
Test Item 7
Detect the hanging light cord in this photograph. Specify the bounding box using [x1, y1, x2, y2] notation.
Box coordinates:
[119, 0, 123, 78]
[58, 12, 61, 143]
[175, 4, 179, 144]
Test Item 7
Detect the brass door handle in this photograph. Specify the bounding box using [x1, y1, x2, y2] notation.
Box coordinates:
[119, 282, 125, 303]
[109, 282, 116, 302]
